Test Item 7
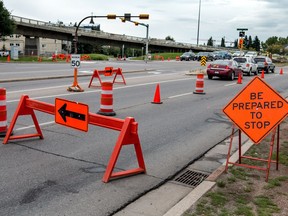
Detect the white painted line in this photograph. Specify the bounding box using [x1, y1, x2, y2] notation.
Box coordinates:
[7, 77, 193, 103]
[169, 92, 193, 99]
[225, 83, 237, 87]
[15, 121, 55, 131]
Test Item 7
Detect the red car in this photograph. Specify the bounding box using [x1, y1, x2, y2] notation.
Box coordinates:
[206, 59, 243, 80]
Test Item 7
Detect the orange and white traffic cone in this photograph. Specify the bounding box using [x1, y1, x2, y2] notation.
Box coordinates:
[193, 74, 205, 94]
[151, 84, 162, 104]
[0, 88, 7, 137]
[97, 82, 116, 116]
[237, 72, 242, 84]
[280, 68, 283, 75]
[261, 69, 265, 79]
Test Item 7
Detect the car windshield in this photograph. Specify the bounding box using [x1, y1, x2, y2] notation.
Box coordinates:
[214, 60, 230, 65]
[254, 58, 265, 62]
[234, 58, 246, 63]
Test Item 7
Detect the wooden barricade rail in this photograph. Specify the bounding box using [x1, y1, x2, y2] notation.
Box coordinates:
[3, 95, 146, 183]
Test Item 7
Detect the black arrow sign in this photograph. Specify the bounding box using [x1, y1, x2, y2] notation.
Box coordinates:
[58, 103, 86, 122]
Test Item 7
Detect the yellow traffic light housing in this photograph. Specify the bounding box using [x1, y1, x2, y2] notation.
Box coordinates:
[107, 14, 116, 19]
[120, 18, 126, 22]
[139, 14, 149, 19]
[238, 38, 244, 49]
[134, 22, 139, 26]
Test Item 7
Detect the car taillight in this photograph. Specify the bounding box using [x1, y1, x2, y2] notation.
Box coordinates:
[207, 64, 211, 69]
[225, 65, 229, 69]
[246, 63, 250, 67]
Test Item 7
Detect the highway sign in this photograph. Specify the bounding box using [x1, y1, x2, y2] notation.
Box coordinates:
[55, 98, 88, 132]
[71, 54, 81, 68]
[223, 77, 288, 144]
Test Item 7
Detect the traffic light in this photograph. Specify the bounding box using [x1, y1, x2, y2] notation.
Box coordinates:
[134, 22, 139, 26]
[120, 18, 126, 22]
[107, 14, 116, 19]
[238, 38, 244, 49]
[124, 13, 131, 21]
[139, 14, 149, 19]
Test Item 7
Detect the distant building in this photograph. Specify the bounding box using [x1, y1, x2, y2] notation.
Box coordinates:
[0, 34, 66, 56]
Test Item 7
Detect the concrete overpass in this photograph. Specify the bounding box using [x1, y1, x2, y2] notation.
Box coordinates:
[12, 15, 217, 54]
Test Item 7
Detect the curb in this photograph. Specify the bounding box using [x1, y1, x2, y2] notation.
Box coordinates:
[163, 138, 254, 216]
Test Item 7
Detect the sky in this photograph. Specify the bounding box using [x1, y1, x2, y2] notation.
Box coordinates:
[3, 0, 288, 46]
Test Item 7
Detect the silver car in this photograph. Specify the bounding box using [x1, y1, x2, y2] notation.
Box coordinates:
[233, 57, 258, 76]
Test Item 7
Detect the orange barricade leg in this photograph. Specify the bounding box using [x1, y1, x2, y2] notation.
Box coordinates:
[193, 74, 206, 94]
[0, 88, 7, 137]
[97, 82, 116, 116]
[88, 70, 102, 88]
[103, 117, 146, 183]
[112, 68, 126, 85]
[3, 95, 43, 144]
[67, 67, 84, 92]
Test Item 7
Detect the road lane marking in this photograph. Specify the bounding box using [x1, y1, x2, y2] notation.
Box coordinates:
[169, 92, 193, 98]
[7, 77, 194, 103]
[15, 121, 55, 131]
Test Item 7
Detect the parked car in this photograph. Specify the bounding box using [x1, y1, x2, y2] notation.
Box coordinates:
[196, 52, 214, 61]
[233, 56, 258, 76]
[212, 51, 232, 60]
[206, 59, 243, 80]
[244, 51, 258, 58]
[180, 52, 196, 61]
[254, 56, 275, 73]
[232, 51, 245, 57]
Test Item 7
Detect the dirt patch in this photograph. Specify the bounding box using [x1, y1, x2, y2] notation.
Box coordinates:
[185, 120, 288, 216]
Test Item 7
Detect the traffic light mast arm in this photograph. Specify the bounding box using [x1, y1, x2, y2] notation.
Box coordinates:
[74, 14, 149, 54]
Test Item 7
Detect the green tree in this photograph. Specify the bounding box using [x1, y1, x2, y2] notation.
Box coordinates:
[265, 36, 278, 46]
[207, 37, 213, 46]
[247, 35, 253, 49]
[221, 37, 225, 47]
[252, 36, 261, 52]
[234, 39, 238, 48]
[0, 1, 15, 37]
[165, 36, 175, 42]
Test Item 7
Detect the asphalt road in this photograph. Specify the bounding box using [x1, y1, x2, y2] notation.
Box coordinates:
[0, 60, 287, 216]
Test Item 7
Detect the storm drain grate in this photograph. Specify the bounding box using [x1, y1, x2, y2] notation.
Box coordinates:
[174, 170, 209, 187]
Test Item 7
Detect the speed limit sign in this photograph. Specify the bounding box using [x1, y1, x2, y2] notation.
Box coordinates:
[71, 54, 81, 68]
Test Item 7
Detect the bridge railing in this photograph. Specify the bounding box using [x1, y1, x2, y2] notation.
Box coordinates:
[12, 15, 227, 51]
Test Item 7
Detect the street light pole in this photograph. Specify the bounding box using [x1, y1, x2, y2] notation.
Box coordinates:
[196, 0, 201, 47]
[144, 24, 149, 63]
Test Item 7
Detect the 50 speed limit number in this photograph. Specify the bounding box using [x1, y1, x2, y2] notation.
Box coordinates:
[71, 54, 81, 68]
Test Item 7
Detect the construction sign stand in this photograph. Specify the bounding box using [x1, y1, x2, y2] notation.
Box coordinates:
[3, 95, 146, 183]
[88, 67, 126, 88]
[225, 124, 280, 182]
[223, 76, 288, 182]
[68, 55, 83, 92]
[67, 67, 84, 92]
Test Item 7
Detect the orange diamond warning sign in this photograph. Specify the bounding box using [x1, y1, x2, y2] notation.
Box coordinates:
[223, 76, 288, 144]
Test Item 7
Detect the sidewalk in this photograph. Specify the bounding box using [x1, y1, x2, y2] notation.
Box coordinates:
[114, 131, 254, 216]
